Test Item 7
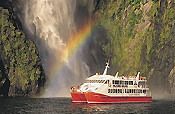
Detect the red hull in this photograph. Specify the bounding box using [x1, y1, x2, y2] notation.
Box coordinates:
[71, 92, 87, 103]
[85, 92, 152, 103]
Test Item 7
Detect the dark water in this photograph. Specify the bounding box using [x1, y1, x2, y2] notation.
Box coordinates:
[0, 97, 175, 114]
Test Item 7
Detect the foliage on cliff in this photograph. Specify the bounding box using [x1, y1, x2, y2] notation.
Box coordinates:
[94, 0, 175, 97]
[0, 7, 45, 96]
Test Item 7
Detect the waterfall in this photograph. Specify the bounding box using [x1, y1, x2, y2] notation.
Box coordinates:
[12, 0, 94, 97]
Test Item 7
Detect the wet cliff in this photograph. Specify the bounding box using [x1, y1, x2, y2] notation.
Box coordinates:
[93, 0, 175, 99]
[0, 7, 45, 96]
[1, 0, 175, 99]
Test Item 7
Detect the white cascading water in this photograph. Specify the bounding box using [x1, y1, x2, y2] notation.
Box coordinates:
[13, 0, 93, 97]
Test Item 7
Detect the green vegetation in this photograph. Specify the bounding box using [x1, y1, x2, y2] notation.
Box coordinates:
[0, 7, 45, 96]
[95, 0, 175, 97]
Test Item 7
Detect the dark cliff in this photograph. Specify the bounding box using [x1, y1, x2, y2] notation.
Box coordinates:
[0, 7, 45, 96]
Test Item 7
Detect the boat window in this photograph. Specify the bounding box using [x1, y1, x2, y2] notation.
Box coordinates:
[138, 89, 141, 93]
[143, 90, 146, 94]
[134, 81, 137, 85]
[105, 80, 109, 84]
[119, 81, 124, 85]
[134, 89, 136, 93]
[112, 89, 115, 93]
[126, 89, 128, 93]
[125, 81, 128, 85]
[115, 89, 117, 93]
[129, 81, 133, 85]
[115, 80, 119, 84]
[138, 81, 146, 87]
[127, 89, 129, 93]
[119, 89, 121, 93]
[112, 80, 114, 84]
[117, 89, 122, 93]
[139, 90, 142, 93]
[105, 80, 107, 84]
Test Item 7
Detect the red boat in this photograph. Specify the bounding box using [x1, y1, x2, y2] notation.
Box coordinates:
[71, 88, 86, 103]
[70, 62, 152, 103]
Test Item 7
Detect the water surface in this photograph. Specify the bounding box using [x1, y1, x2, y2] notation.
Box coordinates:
[0, 97, 175, 114]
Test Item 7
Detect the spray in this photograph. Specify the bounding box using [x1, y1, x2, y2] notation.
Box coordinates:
[12, 0, 94, 97]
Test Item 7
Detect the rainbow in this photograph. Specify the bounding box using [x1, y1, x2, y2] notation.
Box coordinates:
[47, 20, 94, 79]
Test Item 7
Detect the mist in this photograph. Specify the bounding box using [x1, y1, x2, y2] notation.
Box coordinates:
[12, 0, 95, 97]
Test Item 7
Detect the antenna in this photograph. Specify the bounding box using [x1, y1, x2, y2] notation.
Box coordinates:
[102, 61, 110, 75]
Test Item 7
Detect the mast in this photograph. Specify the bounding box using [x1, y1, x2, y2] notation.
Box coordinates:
[103, 62, 109, 75]
[136, 72, 140, 80]
[115, 72, 119, 78]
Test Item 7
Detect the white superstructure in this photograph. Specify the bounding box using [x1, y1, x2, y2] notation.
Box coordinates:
[78, 62, 151, 97]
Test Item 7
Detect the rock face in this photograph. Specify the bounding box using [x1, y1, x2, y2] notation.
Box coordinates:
[1, 0, 175, 99]
[93, 0, 175, 99]
[0, 78, 10, 96]
[0, 7, 45, 96]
